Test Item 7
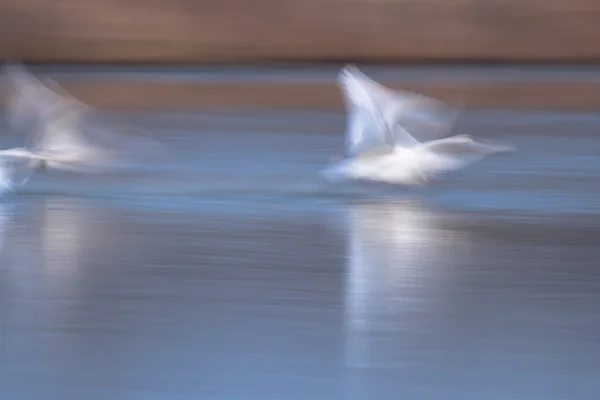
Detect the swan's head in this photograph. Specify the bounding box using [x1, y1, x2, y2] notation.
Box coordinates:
[31, 157, 48, 173]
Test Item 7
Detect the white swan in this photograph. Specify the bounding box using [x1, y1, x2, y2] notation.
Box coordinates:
[0, 63, 164, 186]
[321, 65, 515, 187]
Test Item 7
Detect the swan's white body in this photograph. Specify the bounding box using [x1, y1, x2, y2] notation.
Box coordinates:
[0, 63, 163, 190]
[322, 66, 515, 186]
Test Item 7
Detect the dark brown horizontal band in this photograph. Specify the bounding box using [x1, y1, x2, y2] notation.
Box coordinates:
[2, 0, 600, 63]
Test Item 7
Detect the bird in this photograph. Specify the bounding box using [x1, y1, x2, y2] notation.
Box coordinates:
[321, 65, 515, 187]
[0, 63, 164, 191]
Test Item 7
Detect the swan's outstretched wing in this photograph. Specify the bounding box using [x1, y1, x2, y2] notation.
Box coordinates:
[2, 63, 89, 136]
[338, 66, 401, 157]
[341, 65, 460, 145]
[3, 64, 167, 172]
[417, 134, 515, 171]
[31, 112, 167, 172]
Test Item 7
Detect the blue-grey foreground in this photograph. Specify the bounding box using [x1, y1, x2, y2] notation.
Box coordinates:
[1, 107, 600, 399]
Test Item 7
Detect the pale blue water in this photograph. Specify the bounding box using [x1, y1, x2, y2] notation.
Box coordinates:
[1, 108, 600, 399]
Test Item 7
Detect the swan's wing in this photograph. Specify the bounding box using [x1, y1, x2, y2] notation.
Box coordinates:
[3, 63, 82, 108]
[29, 104, 89, 154]
[2, 65, 166, 172]
[417, 134, 515, 171]
[32, 111, 168, 172]
[3, 64, 42, 133]
[9, 71, 105, 163]
[79, 121, 168, 169]
[338, 66, 398, 157]
[3, 63, 90, 138]
[397, 97, 461, 143]
[342, 65, 460, 144]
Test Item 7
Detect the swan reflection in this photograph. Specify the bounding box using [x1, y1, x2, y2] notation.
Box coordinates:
[0, 203, 14, 275]
[37, 198, 114, 308]
[343, 199, 470, 369]
[3, 199, 102, 312]
[0, 203, 41, 298]
[0, 203, 9, 255]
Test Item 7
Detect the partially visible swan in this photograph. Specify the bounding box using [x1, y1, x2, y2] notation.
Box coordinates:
[0, 63, 164, 189]
[321, 65, 515, 187]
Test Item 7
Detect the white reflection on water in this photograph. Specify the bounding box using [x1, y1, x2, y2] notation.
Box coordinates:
[1, 199, 94, 324]
[5, 199, 105, 311]
[40, 199, 85, 270]
[37, 199, 109, 309]
[343, 199, 471, 369]
[0, 203, 8, 255]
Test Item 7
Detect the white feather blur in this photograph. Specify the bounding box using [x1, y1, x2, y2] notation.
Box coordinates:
[1, 63, 165, 184]
[321, 65, 515, 187]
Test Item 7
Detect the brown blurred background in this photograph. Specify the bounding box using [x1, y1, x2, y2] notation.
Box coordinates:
[2, 0, 600, 63]
[2, 0, 600, 111]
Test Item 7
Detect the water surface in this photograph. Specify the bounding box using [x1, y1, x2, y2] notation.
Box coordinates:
[1, 109, 600, 399]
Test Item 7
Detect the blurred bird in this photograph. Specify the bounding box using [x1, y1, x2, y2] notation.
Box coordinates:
[321, 65, 515, 187]
[0, 63, 165, 191]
